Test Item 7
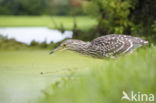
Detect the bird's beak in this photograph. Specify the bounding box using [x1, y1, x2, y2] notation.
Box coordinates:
[49, 46, 64, 54]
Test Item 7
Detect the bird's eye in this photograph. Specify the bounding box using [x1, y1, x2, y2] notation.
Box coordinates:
[63, 44, 67, 47]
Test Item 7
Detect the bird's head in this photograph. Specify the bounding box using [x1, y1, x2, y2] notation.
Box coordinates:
[49, 39, 86, 54]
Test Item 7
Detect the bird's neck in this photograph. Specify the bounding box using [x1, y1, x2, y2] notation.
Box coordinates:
[71, 41, 91, 54]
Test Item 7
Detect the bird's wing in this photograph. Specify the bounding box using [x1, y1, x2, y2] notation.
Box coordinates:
[91, 34, 148, 56]
[90, 34, 126, 56]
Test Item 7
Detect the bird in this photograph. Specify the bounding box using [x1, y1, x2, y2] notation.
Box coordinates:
[49, 34, 148, 58]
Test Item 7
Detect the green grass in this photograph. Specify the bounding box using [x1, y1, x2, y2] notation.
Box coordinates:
[38, 47, 156, 103]
[0, 16, 97, 30]
[0, 47, 155, 103]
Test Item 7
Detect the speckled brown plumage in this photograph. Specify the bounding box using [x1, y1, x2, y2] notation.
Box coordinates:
[50, 34, 148, 58]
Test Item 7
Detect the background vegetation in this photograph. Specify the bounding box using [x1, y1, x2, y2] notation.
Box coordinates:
[73, 0, 156, 43]
[0, 0, 155, 44]
[0, 0, 84, 15]
[0, 16, 97, 30]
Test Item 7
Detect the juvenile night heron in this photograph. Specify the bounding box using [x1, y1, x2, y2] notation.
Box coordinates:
[50, 34, 148, 58]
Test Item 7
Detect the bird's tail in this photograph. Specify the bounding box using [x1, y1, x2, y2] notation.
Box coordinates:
[143, 40, 148, 45]
[132, 37, 149, 46]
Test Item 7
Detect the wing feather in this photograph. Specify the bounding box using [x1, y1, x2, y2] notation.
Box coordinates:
[89, 34, 148, 57]
[90, 34, 124, 56]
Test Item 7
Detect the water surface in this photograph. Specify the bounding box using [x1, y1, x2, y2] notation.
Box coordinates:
[0, 50, 99, 103]
[0, 27, 73, 44]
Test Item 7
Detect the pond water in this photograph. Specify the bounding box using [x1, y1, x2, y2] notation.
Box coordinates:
[0, 27, 73, 44]
[0, 50, 97, 103]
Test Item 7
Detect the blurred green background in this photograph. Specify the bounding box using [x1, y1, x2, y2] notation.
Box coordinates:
[0, 0, 156, 43]
[0, 0, 156, 103]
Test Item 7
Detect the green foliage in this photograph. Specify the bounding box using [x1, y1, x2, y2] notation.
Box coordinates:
[0, 35, 28, 50]
[152, 21, 156, 33]
[47, 42, 56, 49]
[30, 40, 39, 47]
[0, 0, 84, 15]
[39, 41, 48, 48]
[82, 0, 156, 42]
[39, 46, 156, 103]
[83, 0, 133, 34]
[129, 0, 156, 36]
[0, 16, 97, 30]
[0, 35, 57, 50]
[0, 0, 50, 15]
